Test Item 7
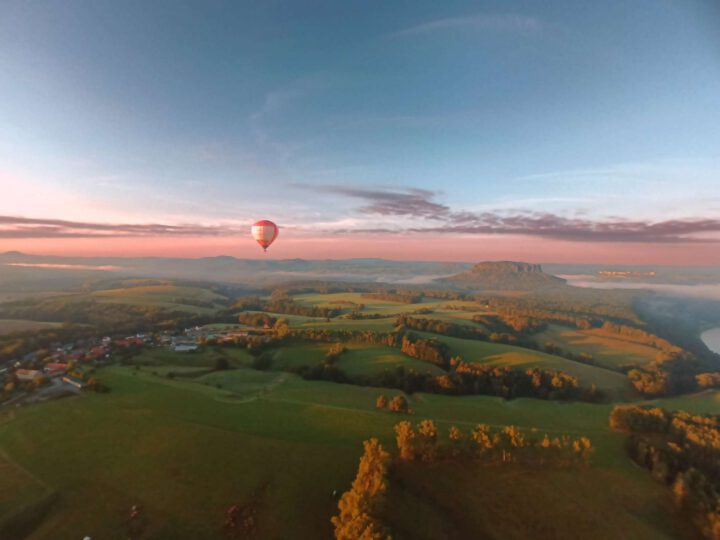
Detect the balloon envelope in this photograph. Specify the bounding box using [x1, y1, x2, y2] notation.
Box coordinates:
[251, 220, 278, 251]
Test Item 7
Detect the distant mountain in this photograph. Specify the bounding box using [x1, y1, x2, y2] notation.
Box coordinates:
[0, 252, 471, 291]
[441, 261, 566, 290]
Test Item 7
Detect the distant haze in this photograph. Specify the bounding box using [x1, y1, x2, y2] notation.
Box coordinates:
[562, 276, 720, 301]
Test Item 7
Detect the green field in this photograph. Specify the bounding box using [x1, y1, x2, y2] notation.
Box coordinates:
[0, 363, 693, 539]
[0, 289, 706, 538]
[292, 293, 483, 317]
[131, 347, 255, 368]
[417, 332, 633, 398]
[263, 342, 445, 377]
[91, 284, 227, 314]
[0, 319, 62, 335]
[535, 324, 660, 369]
[650, 390, 720, 415]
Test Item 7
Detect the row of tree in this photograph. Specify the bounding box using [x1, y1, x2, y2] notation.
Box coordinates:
[331, 417, 595, 540]
[216, 326, 600, 401]
[376, 394, 410, 414]
[232, 291, 339, 319]
[609, 405, 720, 539]
[600, 321, 682, 354]
[362, 291, 422, 304]
[394, 420, 594, 465]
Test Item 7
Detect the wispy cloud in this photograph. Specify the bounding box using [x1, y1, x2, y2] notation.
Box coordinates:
[391, 14, 546, 39]
[293, 184, 449, 219]
[5, 182, 720, 244]
[292, 184, 720, 243]
[0, 216, 244, 239]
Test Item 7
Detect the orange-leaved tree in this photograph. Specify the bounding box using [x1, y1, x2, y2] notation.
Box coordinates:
[332, 438, 392, 540]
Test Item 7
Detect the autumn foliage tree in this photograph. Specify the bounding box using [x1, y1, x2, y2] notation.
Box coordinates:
[332, 438, 392, 540]
[375, 395, 387, 410]
[388, 395, 409, 414]
[394, 421, 417, 461]
[609, 405, 720, 539]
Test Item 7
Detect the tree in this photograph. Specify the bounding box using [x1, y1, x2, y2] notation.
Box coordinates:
[394, 421, 417, 460]
[448, 426, 465, 457]
[332, 438, 392, 540]
[471, 424, 494, 456]
[388, 395, 409, 414]
[417, 420, 438, 462]
[274, 318, 291, 337]
[375, 395, 387, 410]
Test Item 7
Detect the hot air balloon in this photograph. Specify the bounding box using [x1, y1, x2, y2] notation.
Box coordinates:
[251, 220, 278, 252]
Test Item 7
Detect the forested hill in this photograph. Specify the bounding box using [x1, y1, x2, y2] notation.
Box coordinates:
[440, 261, 566, 291]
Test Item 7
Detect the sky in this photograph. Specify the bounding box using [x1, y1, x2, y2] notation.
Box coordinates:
[1, 0, 720, 264]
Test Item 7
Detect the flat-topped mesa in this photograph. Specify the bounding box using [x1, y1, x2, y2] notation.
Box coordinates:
[471, 261, 544, 273]
[441, 261, 566, 290]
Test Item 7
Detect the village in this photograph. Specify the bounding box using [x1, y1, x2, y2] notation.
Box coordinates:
[0, 323, 256, 408]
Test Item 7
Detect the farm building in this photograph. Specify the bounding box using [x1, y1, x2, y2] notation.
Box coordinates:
[15, 369, 43, 382]
[45, 363, 69, 377]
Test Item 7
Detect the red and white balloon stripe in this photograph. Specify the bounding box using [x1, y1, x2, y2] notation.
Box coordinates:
[251, 220, 278, 252]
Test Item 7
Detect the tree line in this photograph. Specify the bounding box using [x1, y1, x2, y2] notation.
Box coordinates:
[394, 420, 594, 466]
[361, 291, 422, 304]
[231, 291, 339, 319]
[609, 405, 720, 539]
[331, 420, 595, 539]
[215, 325, 601, 401]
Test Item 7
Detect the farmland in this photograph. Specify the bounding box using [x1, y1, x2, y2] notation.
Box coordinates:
[535, 324, 661, 369]
[91, 284, 229, 314]
[1, 285, 717, 539]
[0, 363, 696, 539]
[413, 331, 634, 398]
[0, 320, 62, 336]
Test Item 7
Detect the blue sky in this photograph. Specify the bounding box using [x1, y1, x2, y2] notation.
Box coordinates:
[1, 0, 719, 261]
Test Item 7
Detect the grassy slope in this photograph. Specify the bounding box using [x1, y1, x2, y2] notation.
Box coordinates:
[91, 284, 227, 314]
[535, 324, 660, 369]
[650, 390, 720, 415]
[266, 342, 445, 376]
[132, 347, 255, 368]
[416, 331, 633, 397]
[0, 320, 62, 335]
[0, 366, 689, 539]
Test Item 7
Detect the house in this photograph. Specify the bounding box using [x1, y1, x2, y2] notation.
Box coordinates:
[15, 369, 43, 382]
[45, 363, 69, 377]
[88, 346, 108, 360]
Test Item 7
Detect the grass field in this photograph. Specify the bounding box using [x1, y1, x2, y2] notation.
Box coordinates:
[650, 390, 720, 415]
[263, 342, 445, 377]
[130, 347, 255, 369]
[416, 331, 633, 398]
[0, 448, 53, 524]
[0, 319, 62, 335]
[91, 284, 228, 314]
[535, 324, 660, 369]
[292, 293, 484, 317]
[0, 288, 705, 538]
[0, 365, 690, 539]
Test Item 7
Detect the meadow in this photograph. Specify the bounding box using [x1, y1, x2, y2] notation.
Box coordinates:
[413, 331, 634, 398]
[1, 356, 713, 539]
[91, 284, 228, 314]
[0, 320, 62, 336]
[535, 324, 660, 369]
[1, 287, 716, 538]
